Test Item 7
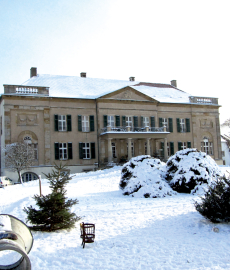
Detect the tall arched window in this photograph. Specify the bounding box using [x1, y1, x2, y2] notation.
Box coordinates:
[201, 137, 213, 155]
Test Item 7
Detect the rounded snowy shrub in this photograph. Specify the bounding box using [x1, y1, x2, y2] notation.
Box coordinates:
[119, 155, 176, 198]
[165, 148, 221, 194]
[195, 176, 230, 223]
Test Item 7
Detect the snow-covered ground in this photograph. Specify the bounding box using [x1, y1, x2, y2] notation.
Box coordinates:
[1, 166, 230, 270]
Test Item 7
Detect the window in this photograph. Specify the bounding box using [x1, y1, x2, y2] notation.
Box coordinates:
[78, 115, 94, 132]
[55, 142, 73, 160]
[127, 142, 134, 156]
[162, 118, 168, 129]
[177, 118, 190, 133]
[79, 142, 96, 159]
[142, 117, 149, 128]
[108, 116, 115, 127]
[201, 138, 213, 155]
[82, 116, 89, 132]
[58, 115, 66, 131]
[159, 118, 173, 132]
[55, 115, 72, 131]
[22, 172, 39, 182]
[178, 141, 191, 151]
[126, 116, 133, 128]
[112, 142, 116, 158]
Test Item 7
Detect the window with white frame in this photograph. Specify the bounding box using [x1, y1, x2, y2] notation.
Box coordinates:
[59, 143, 68, 160]
[108, 116, 115, 127]
[162, 118, 168, 129]
[82, 116, 89, 132]
[143, 117, 149, 127]
[83, 143, 90, 159]
[180, 119, 185, 132]
[126, 116, 133, 128]
[112, 142, 116, 158]
[181, 142, 187, 150]
[22, 172, 39, 182]
[58, 115, 66, 131]
[201, 138, 213, 155]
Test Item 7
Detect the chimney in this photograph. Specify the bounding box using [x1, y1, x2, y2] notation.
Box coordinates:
[170, 80, 177, 88]
[80, 72, 86, 78]
[129, 77, 135, 81]
[30, 67, 37, 78]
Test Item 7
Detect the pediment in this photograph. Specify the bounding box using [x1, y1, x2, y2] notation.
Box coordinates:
[98, 86, 157, 102]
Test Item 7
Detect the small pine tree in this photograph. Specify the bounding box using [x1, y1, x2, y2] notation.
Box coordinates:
[24, 163, 81, 231]
[195, 175, 230, 223]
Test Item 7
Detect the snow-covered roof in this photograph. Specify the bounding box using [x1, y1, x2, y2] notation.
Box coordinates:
[21, 74, 192, 103]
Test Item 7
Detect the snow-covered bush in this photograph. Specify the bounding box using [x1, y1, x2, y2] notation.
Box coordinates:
[195, 175, 230, 223]
[119, 155, 176, 198]
[165, 148, 221, 194]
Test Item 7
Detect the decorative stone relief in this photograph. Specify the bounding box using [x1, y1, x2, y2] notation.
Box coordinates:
[122, 90, 132, 99]
[200, 119, 213, 128]
[17, 114, 38, 126]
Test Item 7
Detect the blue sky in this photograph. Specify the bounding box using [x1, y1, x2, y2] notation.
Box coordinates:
[1, 0, 229, 123]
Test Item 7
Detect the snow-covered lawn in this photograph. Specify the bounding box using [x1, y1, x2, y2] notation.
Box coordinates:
[1, 166, 230, 270]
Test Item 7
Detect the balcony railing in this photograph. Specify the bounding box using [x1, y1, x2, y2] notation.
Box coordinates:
[101, 126, 166, 134]
[189, 96, 218, 105]
[3, 85, 49, 96]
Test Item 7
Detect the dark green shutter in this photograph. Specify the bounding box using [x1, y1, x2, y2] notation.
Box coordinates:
[159, 118, 163, 127]
[169, 118, 173, 132]
[141, 116, 144, 127]
[91, 142, 96, 159]
[78, 115, 82, 131]
[178, 142, 182, 151]
[177, 118, 180, 132]
[115, 115, 120, 127]
[79, 143, 83, 159]
[68, 142, 73, 159]
[54, 115, 59, 131]
[54, 142, 59, 160]
[103, 115, 107, 127]
[186, 118, 190, 132]
[187, 141, 191, 148]
[170, 142, 174, 155]
[90, 115, 94, 132]
[151, 116, 155, 128]
[67, 115, 72, 131]
[134, 116, 138, 128]
[122, 116, 126, 127]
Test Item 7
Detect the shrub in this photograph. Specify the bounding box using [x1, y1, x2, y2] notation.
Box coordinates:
[195, 176, 230, 223]
[24, 163, 81, 231]
[165, 148, 221, 194]
[119, 155, 176, 198]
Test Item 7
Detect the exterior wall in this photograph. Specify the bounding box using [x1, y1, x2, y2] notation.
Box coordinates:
[0, 89, 222, 181]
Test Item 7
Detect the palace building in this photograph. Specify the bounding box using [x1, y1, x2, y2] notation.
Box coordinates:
[0, 68, 222, 182]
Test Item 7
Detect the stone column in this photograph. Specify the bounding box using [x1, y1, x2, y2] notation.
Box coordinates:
[164, 137, 168, 160]
[146, 138, 151, 156]
[127, 138, 132, 160]
[108, 138, 113, 162]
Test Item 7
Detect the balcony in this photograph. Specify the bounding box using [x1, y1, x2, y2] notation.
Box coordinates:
[189, 96, 218, 105]
[3, 85, 49, 96]
[101, 126, 166, 134]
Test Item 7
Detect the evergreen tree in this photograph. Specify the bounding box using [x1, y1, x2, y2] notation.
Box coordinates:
[195, 175, 230, 223]
[24, 163, 81, 231]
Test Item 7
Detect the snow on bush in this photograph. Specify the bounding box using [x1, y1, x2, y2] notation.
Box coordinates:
[119, 155, 176, 198]
[165, 148, 222, 194]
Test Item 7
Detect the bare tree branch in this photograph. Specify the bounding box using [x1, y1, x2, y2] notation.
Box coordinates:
[4, 142, 36, 183]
